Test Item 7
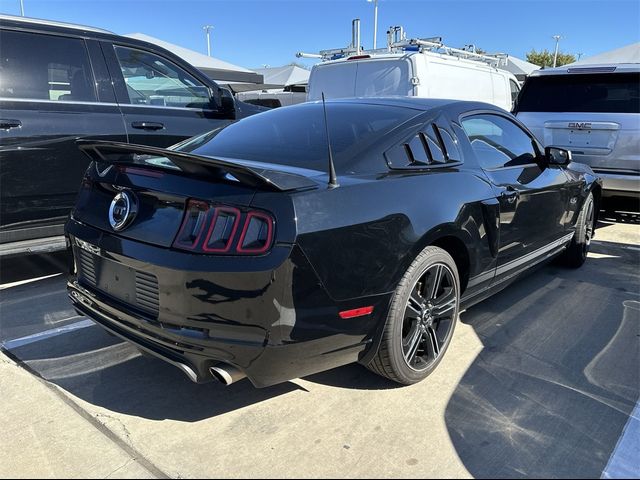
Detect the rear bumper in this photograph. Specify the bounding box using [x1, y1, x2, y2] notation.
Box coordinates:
[69, 281, 214, 383]
[66, 220, 390, 387]
[68, 276, 389, 388]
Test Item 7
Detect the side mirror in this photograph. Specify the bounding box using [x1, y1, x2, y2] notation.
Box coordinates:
[219, 88, 236, 116]
[210, 87, 235, 118]
[545, 146, 572, 166]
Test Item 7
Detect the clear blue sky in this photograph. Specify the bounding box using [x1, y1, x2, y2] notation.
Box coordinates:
[1, 0, 638, 69]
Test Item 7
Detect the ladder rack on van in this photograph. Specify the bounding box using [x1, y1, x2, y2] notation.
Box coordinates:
[296, 19, 508, 68]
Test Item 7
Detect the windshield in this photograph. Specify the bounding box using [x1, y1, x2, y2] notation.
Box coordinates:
[179, 102, 419, 174]
[517, 72, 640, 113]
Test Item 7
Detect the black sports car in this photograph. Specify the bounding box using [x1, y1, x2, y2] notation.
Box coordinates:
[66, 98, 600, 387]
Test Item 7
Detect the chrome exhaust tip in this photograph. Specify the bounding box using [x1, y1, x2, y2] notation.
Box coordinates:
[210, 364, 246, 386]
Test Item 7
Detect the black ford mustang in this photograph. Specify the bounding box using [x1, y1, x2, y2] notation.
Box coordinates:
[66, 98, 600, 388]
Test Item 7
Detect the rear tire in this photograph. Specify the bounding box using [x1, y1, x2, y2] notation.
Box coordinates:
[367, 246, 460, 385]
[561, 192, 594, 268]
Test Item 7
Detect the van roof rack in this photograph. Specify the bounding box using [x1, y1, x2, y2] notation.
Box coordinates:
[297, 19, 508, 68]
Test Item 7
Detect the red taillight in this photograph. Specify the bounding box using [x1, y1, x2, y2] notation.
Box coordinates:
[173, 200, 274, 255]
[237, 211, 274, 254]
[202, 207, 241, 253]
[174, 200, 209, 250]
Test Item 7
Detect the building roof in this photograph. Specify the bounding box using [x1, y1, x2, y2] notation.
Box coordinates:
[0, 13, 113, 34]
[567, 42, 640, 66]
[125, 33, 262, 84]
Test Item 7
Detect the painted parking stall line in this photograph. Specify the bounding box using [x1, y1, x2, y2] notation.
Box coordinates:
[602, 399, 640, 479]
[1, 318, 94, 350]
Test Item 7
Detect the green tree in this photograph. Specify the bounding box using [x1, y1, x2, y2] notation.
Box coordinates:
[526, 48, 576, 67]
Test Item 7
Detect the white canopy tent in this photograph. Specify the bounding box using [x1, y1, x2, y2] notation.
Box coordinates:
[566, 42, 640, 66]
[125, 33, 263, 84]
[498, 55, 540, 81]
[252, 65, 310, 87]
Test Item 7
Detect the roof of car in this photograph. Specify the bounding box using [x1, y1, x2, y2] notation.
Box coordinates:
[311, 96, 506, 114]
[0, 13, 113, 34]
[529, 63, 640, 76]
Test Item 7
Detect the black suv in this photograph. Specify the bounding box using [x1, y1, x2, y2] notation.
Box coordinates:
[0, 14, 262, 255]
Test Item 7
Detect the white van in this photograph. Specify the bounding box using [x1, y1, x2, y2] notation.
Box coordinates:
[516, 64, 639, 203]
[303, 25, 520, 111]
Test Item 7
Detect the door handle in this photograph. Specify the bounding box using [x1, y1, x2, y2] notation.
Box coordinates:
[0, 119, 22, 130]
[131, 121, 164, 131]
[500, 186, 520, 204]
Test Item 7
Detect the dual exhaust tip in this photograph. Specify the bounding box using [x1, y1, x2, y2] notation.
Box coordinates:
[210, 364, 246, 386]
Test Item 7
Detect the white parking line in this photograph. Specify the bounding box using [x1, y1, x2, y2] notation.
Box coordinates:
[601, 399, 640, 479]
[1, 319, 94, 350]
[0, 273, 62, 290]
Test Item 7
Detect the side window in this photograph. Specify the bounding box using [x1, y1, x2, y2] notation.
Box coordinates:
[0, 30, 96, 102]
[509, 79, 520, 108]
[114, 46, 212, 109]
[461, 114, 537, 170]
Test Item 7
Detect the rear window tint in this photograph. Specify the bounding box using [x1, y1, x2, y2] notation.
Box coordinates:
[0, 30, 96, 102]
[185, 103, 418, 174]
[517, 72, 640, 113]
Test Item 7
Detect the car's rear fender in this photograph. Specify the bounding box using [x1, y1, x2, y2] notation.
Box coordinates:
[292, 171, 497, 302]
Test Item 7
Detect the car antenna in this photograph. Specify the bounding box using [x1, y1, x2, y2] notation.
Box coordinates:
[321, 92, 339, 188]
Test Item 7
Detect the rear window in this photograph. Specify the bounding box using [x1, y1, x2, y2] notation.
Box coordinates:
[517, 72, 640, 113]
[308, 59, 413, 101]
[182, 103, 418, 174]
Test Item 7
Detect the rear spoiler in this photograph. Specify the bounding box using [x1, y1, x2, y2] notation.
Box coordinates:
[76, 140, 319, 192]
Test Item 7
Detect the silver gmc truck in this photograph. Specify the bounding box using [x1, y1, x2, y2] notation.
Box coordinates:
[516, 63, 639, 208]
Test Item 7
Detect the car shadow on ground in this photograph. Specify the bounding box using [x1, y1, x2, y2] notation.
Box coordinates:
[1, 250, 305, 422]
[0, 251, 70, 285]
[441, 240, 639, 478]
[8, 326, 306, 422]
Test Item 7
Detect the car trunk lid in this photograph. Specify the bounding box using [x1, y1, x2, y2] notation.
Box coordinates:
[73, 140, 320, 248]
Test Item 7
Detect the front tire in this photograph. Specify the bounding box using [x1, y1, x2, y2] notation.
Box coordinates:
[367, 246, 460, 385]
[561, 192, 594, 268]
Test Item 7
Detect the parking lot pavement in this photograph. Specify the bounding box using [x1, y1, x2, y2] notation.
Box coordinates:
[1, 215, 638, 479]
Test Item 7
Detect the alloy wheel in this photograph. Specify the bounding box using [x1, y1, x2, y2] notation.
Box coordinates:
[402, 263, 458, 371]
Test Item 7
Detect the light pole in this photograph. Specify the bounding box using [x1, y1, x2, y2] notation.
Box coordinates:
[367, 0, 379, 49]
[577, 52, 583, 61]
[203, 25, 214, 56]
[19, 0, 24, 16]
[552, 34, 562, 67]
